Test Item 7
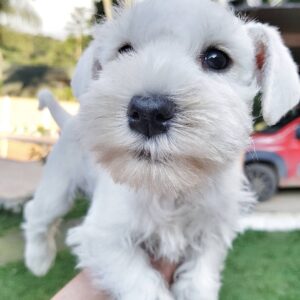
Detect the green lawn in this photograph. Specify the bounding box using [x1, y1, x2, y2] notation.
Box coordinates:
[0, 209, 23, 237]
[221, 231, 300, 300]
[0, 201, 300, 299]
[0, 251, 77, 300]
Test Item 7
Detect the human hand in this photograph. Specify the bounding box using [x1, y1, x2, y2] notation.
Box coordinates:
[52, 259, 177, 300]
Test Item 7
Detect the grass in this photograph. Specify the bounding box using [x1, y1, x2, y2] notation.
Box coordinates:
[1, 201, 300, 299]
[0, 230, 299, 299]
[0, 209, 23, 237]
[64, 196, 89, 221]
[220, 231, 300, 300]
[0, 251, 77, 300]
[0, 196, 89, 299]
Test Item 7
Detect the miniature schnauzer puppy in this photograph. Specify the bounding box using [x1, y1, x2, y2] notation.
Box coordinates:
[24, 0, 300, 299]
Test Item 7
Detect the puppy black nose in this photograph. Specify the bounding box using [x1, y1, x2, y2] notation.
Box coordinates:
[127, 95, 176, 138]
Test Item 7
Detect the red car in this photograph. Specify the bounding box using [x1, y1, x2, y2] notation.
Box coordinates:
[245, 108, 300, 201]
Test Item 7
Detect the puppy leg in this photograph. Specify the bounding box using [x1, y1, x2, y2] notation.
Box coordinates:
[68, 225, 174, 300]
[67, 179, 174, 300]
[23, 124, 83, 276]
[172, 236, 230, 300]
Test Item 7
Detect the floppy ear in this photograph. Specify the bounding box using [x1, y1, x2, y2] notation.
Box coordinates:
[71, 42, 102, 100]
[247, 22, 300, 125]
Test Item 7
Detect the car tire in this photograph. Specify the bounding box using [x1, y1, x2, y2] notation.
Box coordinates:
[245, 163, 278, 202]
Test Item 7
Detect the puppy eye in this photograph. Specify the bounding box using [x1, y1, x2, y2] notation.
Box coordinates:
[118, 43, 134, 55]
[201, 48, 231, 71]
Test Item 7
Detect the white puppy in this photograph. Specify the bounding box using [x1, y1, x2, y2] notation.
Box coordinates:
[26, 0, 300, 299]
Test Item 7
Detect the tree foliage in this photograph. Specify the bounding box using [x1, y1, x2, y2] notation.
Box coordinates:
[0, 26, 81, 99]
[0, 0, 41, 27]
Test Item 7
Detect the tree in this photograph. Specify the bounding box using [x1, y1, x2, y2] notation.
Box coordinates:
[94, 0, 133, 22]
[0, 0, 41, 86]
[230, 0, 300, 6]
[66, 7, 91, 59]
[94, 0, 117, 21]
[0, 0, 41, 27]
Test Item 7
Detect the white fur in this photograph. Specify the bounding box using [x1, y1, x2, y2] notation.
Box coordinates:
[23, 0, 300, 298]
[23, 117, 97, 276]
[71, 44, 99, 100]
[247, 23, 300, 125]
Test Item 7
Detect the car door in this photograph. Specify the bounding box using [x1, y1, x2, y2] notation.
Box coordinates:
[284, 120, 300, 186]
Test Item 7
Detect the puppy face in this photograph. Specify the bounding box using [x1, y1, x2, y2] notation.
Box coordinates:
[78, 0, 300, 195]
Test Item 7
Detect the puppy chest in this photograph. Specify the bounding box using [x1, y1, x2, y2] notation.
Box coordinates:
[136, 219, 203, 262]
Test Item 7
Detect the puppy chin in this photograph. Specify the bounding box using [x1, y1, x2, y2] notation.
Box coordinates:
[95, 146, 220, 196]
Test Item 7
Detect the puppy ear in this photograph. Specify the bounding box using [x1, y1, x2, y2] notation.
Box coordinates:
[71, 43, 102, 100]
[247, 22, 300, 125]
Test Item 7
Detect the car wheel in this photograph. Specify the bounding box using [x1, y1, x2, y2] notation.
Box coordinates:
[245, 163, 278, 201]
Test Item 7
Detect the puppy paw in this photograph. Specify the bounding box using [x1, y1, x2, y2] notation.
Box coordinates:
[65, 226, 83, 247]
[109, 269, 174, 300]
[172, 278, 218, 300]
[122, 285, 173, 300]
[25, 234, 56, 276]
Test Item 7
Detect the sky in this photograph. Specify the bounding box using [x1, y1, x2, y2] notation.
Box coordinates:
[30, 0, 94, 39]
